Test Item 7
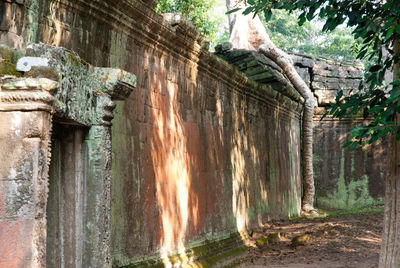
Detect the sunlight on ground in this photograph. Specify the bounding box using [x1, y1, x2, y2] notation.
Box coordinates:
[356, 236, 381, 244]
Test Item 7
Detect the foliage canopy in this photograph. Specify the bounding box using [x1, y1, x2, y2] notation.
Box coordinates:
[261, 10, 362, 62]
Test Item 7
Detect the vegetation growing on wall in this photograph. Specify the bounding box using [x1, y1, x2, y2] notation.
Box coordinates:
[316, 149, 379, 210]
[155, 0, 226, 47]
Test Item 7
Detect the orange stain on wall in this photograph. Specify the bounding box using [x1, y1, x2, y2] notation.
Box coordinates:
[149, 73, 199, 261]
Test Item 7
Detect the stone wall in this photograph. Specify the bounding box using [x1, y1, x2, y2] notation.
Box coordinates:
[220, 48, 387, 210]
[216, 49, 387, 209]
[312, 116, 386, 209]
[0, 44, 135, 268]
[1, 0, 386, 267]
[110, 39, 303, 267]
[0, 109, 52, 268]
[291, 54, 386, 210]
[1, 0, 304, 267]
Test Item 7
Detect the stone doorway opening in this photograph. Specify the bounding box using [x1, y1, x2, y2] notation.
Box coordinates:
[46, 123, 89, 268]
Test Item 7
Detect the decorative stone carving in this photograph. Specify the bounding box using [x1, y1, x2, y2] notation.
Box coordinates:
[1, 43, 136, 268]
[92, 67, 137, 101]
[0, 77, 57, 111]
[0, 76, 55, 268]
[17, 43, 136, 125]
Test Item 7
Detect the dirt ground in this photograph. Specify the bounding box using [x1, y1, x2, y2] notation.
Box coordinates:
[237, 211, 384, 268]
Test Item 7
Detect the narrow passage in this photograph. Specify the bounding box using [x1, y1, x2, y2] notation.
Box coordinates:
[237, 209, 383, 268]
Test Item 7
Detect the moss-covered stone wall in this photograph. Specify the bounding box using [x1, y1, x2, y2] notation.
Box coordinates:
[312, 116, 386, 210]
[291, 54, 387, 210]
[0, 0, 303, 266]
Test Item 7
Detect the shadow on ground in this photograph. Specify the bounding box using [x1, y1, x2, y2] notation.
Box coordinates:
[236, 211, 383, 268]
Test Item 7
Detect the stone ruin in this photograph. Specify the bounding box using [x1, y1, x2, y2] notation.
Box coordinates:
[0, 0, 387, 267]
[215, 45, 386, 210]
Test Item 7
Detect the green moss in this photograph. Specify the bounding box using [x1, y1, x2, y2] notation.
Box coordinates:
[317, 149, 378, 210]
[0, 62, 21, 76]
[256, 237, 268, 246]
[0, 45, 24, 77]
[289, 205, 384, 222]
[119, 233, 248, 268]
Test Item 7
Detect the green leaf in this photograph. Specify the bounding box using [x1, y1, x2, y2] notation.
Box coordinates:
[336, 90, 343, 101]
[387, 90, 400, 103]
[349, 142, 358, 152]
[264, 10, 272, 22]
[385, 28, 394, 40]
[226, 8, 240, 15]
[369, 134, 379, 144]
[369, 64, 382, 72]
[382, 2, 391, 10]
[396, 24, 400, 34]
[343, 141, 353, 148]
[357, 49, 368, 59]
[306, 6, 315, 21]
[242, 6, 253, 15]
[298, 16, 306, 26]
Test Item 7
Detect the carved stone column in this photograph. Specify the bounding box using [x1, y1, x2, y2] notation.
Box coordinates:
[83, 94, 116, 268]
[0, 78, 57, 268]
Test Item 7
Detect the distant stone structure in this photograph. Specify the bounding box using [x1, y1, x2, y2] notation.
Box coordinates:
[0, 0, 386, 267]
[292, 54, 386, 210]
[216, 47, 386, 210]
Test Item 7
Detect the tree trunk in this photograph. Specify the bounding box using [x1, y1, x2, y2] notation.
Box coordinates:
[226, 1, 316, 212]
[379, 39, 400, 267]
[226, 0, 270, 50]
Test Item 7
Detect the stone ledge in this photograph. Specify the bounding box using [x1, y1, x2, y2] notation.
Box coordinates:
[52, 0, 203, 60]
[214, 50, 300, 97]
[289, 53, 365, 106]
[116, 232, 248, 268]
[0, 77, 57, 111]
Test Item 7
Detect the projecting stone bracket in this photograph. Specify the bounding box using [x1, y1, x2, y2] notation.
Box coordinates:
[0, 43, 136, 268]
[92, 67, 136, 100]
[16, 44, 136, 125]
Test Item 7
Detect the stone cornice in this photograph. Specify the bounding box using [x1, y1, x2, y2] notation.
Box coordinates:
[92, 67, 136, 101]
[53, 0, 203, 61]
[48, 0, 302, 117]
[199, 53, 303, 119]
[0, 77, 57, 111]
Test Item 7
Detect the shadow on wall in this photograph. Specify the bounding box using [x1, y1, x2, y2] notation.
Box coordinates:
[230, 94, 301, 236]
[149, 61, 199, 265]
[313, 120, 386, 210]
[229, 89, 264, 234]
[143, 50, 303, 265]
[1, 0, 299, 266]
[145, 53, 268, 265]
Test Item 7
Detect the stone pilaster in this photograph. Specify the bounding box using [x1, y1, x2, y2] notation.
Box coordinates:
[82, 69, 135, 268]
[0, 77, 57, 268]
[84, 125, 113, 267]
[0, 44, 135, 268]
